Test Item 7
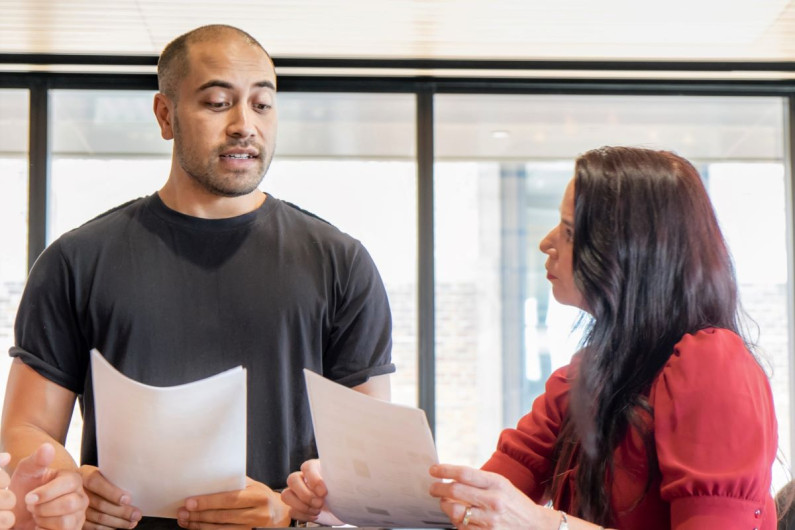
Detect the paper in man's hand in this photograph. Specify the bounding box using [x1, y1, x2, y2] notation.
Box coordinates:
[91, 349, 247, 518]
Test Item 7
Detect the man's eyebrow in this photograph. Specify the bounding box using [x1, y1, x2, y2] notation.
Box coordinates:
[197, 80, 233, 92]
[254, 80, 276, 90]
[197, 79, 276, 92]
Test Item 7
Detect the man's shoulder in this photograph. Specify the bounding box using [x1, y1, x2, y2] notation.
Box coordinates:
[57, 196, 148, 246]
[272, 198, 361, 246]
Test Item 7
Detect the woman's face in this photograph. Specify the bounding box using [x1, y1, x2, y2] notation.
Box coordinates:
[539, 178, 586, 310]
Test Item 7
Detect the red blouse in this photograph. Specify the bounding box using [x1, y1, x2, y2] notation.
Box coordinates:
[481, 328, 777, 530]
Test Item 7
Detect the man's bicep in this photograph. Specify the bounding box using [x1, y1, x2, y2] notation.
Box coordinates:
[351, 373, 391, 401]
[1, 359, 76, 458]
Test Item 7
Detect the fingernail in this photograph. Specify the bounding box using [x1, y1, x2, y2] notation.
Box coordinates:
[177, 510, 189, 520]
[120, 494, 131, 505]
[25, 493, 38, 504]
[131, 510, 142, 522]
[185, 499, 197, 510]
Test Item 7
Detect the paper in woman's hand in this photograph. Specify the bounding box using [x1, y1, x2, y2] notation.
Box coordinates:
[90, 349, 246, 518]
[304, 369, 449, 528]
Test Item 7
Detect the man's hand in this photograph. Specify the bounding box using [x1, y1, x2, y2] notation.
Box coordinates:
[9, 443, 89, 530]
[281, 459, 343, 527]
[79, 464, 142, 530]
[0, 453, 16, 530]
[176, 477, 290, 529]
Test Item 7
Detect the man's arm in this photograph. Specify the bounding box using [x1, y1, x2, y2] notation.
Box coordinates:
[1, 359, 90, 529]
[1, 359, 76, 470]
[4, 359, 145, 530]
[351, 373, 391, 401]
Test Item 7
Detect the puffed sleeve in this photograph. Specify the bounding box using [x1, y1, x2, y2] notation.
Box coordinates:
[480, 360, 575, 502]
[651, 328, 777, 530]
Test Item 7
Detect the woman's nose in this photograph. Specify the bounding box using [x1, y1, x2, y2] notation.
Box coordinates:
[539, 228, 555, 255]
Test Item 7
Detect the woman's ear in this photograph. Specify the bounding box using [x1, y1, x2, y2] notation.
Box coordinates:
[153, 93, 175, 140]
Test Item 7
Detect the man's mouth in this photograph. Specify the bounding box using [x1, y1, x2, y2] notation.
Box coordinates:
[220, 153, 258, 159]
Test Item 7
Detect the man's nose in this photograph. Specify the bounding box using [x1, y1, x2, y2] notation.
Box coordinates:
[227, 104, 256, 139]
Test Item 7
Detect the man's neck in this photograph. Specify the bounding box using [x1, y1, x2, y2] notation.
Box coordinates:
[158, 179, 267, 219]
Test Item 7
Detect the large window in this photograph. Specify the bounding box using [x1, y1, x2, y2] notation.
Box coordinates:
[433, 95, 792, 493]
[6, 81, 794, 500]
[0, 89, 29, 433]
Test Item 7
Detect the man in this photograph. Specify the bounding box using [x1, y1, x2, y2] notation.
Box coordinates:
[1, 24, 394, 529]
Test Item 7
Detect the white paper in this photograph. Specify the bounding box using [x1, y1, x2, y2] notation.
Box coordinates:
[304, 369, 450, 528]
[91, 349, 247, 518]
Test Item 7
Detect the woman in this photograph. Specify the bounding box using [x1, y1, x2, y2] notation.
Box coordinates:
[283, 146, 778, 529]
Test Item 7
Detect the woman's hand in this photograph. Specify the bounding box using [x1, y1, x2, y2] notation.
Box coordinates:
[10, 443, 89, 530]
[281, 459, 344, 526]
[0, 453, 16, 530]
[429, 463, 557, 530]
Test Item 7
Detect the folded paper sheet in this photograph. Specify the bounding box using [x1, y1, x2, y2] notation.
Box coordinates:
[304, 369, 450, 528]
[91, 350, 247, 518]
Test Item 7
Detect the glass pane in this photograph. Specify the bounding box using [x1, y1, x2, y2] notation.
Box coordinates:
[0, 89, 29, 436]
[50, 90, 169, 243]
[433, 94, 792, 496]
[266, 92, 418, 408]
[50, 89, 169, 459]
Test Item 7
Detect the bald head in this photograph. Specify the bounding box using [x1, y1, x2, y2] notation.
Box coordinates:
[157, 25, 273, 101]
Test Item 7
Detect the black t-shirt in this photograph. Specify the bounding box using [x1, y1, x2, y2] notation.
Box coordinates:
[11, 192, 394, 508]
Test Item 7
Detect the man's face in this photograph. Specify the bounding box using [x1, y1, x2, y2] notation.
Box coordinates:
[169, 37, 277, 197]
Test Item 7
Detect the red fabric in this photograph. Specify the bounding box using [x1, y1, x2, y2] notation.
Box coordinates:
[481, 328, 778, 530]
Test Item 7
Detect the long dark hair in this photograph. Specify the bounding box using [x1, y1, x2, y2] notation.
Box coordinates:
[553, 146, 742, 524]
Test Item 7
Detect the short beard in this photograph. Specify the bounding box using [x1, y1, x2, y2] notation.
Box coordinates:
[173, 115, 271, 197]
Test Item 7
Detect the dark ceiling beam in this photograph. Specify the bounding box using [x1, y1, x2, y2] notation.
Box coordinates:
[3, 53, 795, 73]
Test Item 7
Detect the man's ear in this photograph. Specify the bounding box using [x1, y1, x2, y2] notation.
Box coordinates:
[153, 93, 175, 140]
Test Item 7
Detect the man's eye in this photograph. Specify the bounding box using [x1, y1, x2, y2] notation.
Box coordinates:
[207, 101, 228, 109]
[254, 103, 272, 111]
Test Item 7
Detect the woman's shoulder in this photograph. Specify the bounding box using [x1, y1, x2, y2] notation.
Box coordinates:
[650, 326, 775, 447]
[663, 327, 758, 377]
[650, 326, 774, 442]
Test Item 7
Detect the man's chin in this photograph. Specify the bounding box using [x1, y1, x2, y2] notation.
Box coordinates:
[209, 184, 261, 198]
[200, 171, 265, 198]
